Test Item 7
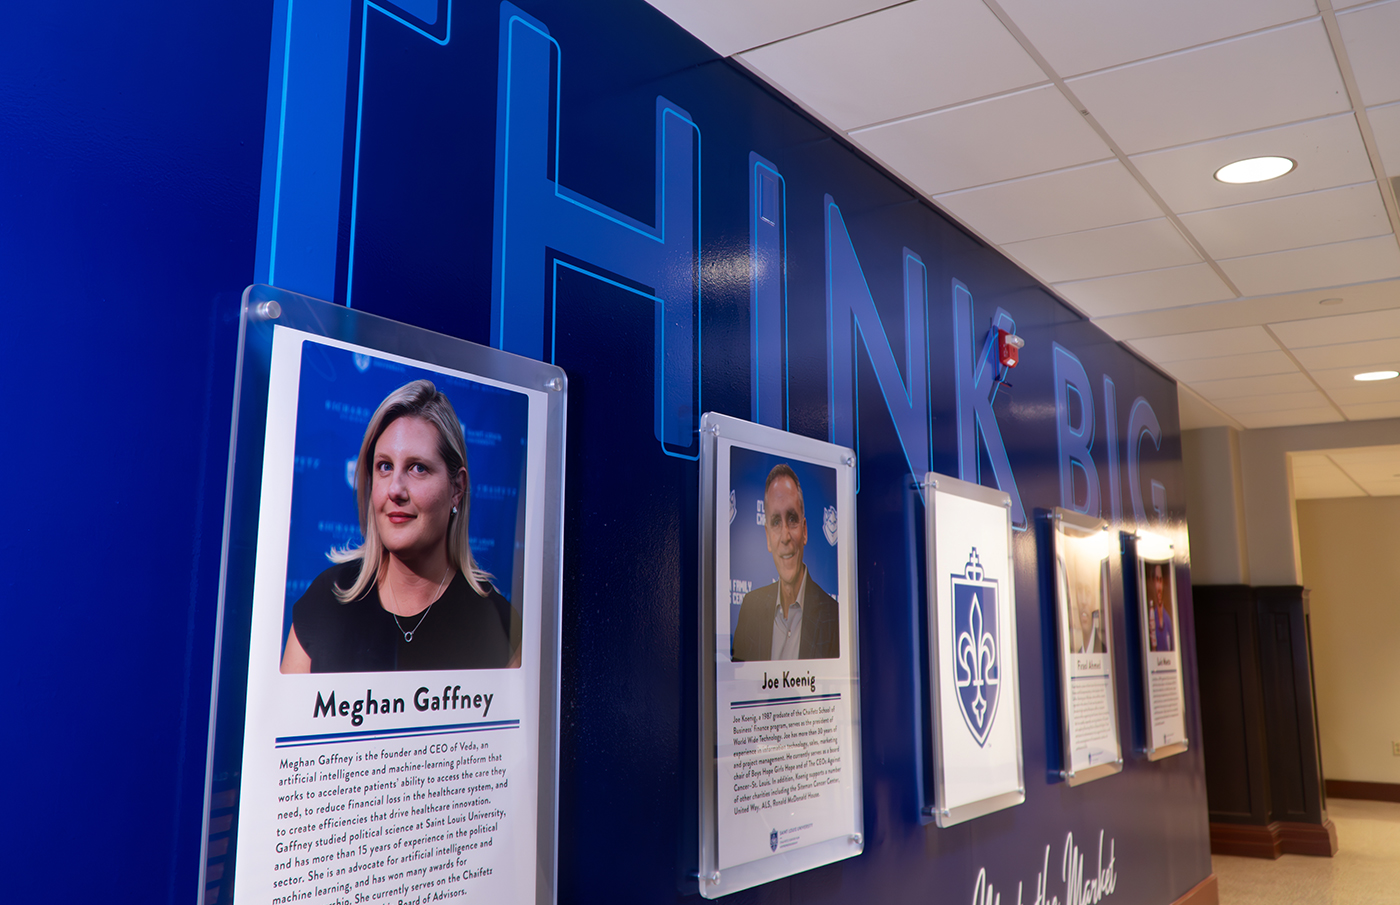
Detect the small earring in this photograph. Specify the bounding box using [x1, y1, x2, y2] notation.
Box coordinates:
[452, 506, 458, 514]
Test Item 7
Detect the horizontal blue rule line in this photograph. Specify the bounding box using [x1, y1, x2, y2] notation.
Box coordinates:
[731, 693, 842, 709]
[1069, 674, 1109, 681]
[275, 724, 519, 749]
[276, 720, 520, 746]
[1149, 669, 1178, 675]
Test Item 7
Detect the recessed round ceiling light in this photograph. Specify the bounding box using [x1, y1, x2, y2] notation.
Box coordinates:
[1213, 156, 1296, 184]
[1354, 370, 1399, 381]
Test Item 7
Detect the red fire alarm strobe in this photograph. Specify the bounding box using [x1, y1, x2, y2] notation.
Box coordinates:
[998, 329, 1024, 369]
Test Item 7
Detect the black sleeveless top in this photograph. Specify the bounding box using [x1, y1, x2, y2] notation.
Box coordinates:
[291, 561, 520, 672]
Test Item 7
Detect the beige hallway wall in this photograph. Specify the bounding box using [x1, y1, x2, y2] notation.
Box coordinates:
[1296, 496, 1400, 784]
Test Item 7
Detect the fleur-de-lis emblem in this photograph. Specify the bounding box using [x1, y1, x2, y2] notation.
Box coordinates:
[955, 592, 999, 727]
[952, 547, 1000, 745]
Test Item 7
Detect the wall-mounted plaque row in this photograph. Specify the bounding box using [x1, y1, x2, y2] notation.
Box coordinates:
[694, 429, 1190, 893]
[210, 317, 1186, 904]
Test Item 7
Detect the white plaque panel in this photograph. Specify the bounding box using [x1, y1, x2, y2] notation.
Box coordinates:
[1052, 509, 1122, 786]
[698, 413, 863, 898]
[923, 473, 1024, 826]
[1136, 532, 1187, 760]
[203, 286, 565, 905]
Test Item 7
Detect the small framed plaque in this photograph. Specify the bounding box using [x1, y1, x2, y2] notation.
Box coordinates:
[922, 473, 1024, 826]
[698, 413, 863, 898]
[1051, 509, 1122, 786]
[1134, 532, 1187, 760]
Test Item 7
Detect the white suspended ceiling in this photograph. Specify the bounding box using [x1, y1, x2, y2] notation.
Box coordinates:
[646, 0, 1400, 441]
[1291, 444, 1400, 497]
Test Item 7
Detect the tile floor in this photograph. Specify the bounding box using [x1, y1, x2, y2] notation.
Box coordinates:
[1214, 798, 1400, 904]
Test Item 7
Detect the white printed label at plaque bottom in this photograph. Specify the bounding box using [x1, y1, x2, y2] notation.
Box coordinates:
[247, 682, 535, 905]
[1147, 651, 1185, 750]
[1067, 659, 1116, 773]
[716, 674, 856, 869]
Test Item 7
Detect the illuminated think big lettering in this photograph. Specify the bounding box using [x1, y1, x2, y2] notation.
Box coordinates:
[1053, 343, 1165, 525]
[1053, 344, 1101, 516]
[489, 4, 1165, 522]
[492, 4, 700, 456]
[750, 153, 787, 429]
[825, 196, 932, 486]
[1128, 399, 1165, 524]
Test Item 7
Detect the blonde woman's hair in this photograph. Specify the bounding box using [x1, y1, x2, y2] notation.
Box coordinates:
[330, 379, 493, 601]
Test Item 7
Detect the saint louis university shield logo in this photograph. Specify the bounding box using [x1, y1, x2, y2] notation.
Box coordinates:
[769, 828, 778, 852]
[822, 505, 839, 546]
[952, 548, 1000, 746]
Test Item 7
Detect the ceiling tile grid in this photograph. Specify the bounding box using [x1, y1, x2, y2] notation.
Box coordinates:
[1190, 372, 1318, 401]
[1330, 387, 1400, 410]
[1177, 182, 1391, 260]
[737, 0, 1046, 131]
[1336, 0, 1400, 107]
[1129, 325, 1280, 361]
[850, 85, 1111, 194]
[932, 160, 1164, 243]
[1290, 453, 1367, 498]
[1291, 444, 1400, 498]
[1292, 335, 1400, 370]
[1128, 114, 1376, 213]
[1063, 20, 1350, 155]
[1000, 218, 1200, 283]
[1161, 349, 1296, 382]
[642, 0, 902, 57]
[1218, 234, 1400, 297]
[991, 0, 1319, 78]
[1339, 401, 1400, 421]
[1219, 392, 1333, 416]
[647, 0, 1400, 435]
[1237, 407, 1345, 429]
[1269, 306, 1400, 347]
[1052, 263, 1234, 317]
[1367, 101, 1400, 175]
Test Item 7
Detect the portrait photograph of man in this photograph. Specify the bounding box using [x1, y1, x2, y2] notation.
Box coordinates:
[1145, 561, 1175, 653]
[729, 457, 840, 661]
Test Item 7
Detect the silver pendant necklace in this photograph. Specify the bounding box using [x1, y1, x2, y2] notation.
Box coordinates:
[388, 568, 451, 642]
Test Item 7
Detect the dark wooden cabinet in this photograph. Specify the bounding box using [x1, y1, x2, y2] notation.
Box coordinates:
[1192, 585, 1337, 858]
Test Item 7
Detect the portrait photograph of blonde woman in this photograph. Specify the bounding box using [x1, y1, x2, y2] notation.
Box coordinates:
[277, 345, 530, 673]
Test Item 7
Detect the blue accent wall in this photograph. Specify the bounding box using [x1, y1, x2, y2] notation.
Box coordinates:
[0, 1, 1207, 903]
